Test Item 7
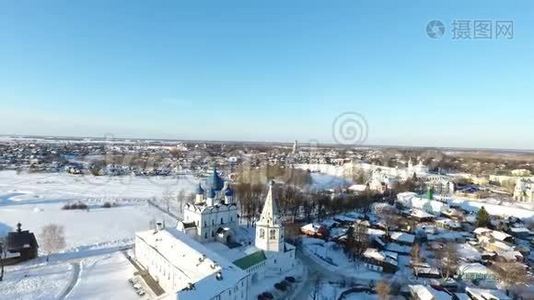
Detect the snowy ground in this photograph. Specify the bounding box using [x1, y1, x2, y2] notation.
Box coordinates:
[0, 171, 196, 247]
[0, 170, 197, 202]
[0, 201, 178, 249]
[0, 261, 73, 300]
[451, 197, 534, 220]
[312, 281, 378, 300]
[301, 237, 383, 282]
[248, 259, 306, 300]
[0, 171, 197, 300]
[309, 173, 350, 191]
[0, 252, 139, 300]
[66, 252, 138, 300]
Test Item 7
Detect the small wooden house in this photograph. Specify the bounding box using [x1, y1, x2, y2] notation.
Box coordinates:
[6, 223, 39, 261]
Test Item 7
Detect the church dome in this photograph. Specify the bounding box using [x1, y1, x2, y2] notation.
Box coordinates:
[224, 186, 234, 196]
[196, 183, 205, 195]
[208, 167, 224, 191]
[207, 187, 216, 199]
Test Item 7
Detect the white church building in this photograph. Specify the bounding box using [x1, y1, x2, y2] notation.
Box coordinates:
[134, 168, 296, 299]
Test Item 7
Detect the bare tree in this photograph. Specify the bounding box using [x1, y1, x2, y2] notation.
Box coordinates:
[411, 243, 422, 277]
[411, 243, 421, 264]
[162, 190, 172, 212]
[374, 204, 399, 235]
[436, 242, 458, 279]
[176, 189, 186, 214]
[492, 262, 530, 290]
[40, 224, 66, 261]
[353, 222, 369, 255]
[376, 281, 391, 300]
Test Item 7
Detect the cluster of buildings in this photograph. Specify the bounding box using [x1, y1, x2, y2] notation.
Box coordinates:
[0, 140, 68, 172]
[300, 189, 534, 298]
[133, 169, 296, 299]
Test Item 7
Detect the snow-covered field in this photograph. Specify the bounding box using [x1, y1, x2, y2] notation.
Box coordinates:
[309, 173, 350, 191]
[0, 171, 196, 246]
[0, 171, 197, 300]
[0, 170, 196, 203]
[66, 252, 138, 300]
[0, 261, 73, 300]
[0, 201, 177, 249]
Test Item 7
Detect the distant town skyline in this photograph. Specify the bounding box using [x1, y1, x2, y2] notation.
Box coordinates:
[1, 1, 533, 149]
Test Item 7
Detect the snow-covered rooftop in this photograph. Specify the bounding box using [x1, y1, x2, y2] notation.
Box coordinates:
[409, 285, 450, 300]
[390, 231, 415, 244]
[473, 227, 492, 235]
[410, 208, 434, 219]
[490, 230, 512, 241]
[458, 263, 493, 276]
[363, 248, 398, 266]
[135, 228, 247, 297]
[465, 287, 511, 300]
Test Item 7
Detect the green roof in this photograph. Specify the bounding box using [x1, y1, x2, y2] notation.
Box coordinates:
[232, 250, 267, 270]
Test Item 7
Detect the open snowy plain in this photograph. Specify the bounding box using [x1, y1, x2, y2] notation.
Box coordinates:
[0, 171, 196, 300]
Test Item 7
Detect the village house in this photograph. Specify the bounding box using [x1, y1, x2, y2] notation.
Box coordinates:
[407, 208, 435, 222]
[509, 226, 533, 239]
[409, 284, 451, 300]
[389, 231, 415, 246]
[457, 263, 496, 282]
[441, 208, 465, 220]
[435, 218, 462, 231]
[411, 262, 441, 279]
[361, 248, 398, 273]
[5, 223, 38, 261]
[300, 223, 328, 239]
[465, 287, 511, 300]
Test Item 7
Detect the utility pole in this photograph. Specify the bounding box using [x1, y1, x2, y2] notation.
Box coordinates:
[0, 241, 4, 281]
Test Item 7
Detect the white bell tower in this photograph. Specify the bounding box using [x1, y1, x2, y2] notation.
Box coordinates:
[255, 181, 284, 252]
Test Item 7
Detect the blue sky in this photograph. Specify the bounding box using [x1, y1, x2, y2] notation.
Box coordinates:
[0, 1, 533, 149]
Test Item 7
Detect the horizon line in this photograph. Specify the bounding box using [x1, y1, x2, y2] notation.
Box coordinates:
[1, 133, 533, 154]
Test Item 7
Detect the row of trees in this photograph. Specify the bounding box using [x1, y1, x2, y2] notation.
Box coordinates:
[236, 164, 312, 187]
[234, 182, 380, 225]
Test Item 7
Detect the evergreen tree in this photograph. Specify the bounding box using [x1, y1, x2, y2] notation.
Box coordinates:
[476, 206, 490, 227]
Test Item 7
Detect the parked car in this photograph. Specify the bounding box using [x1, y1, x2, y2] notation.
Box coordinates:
[285, 276, 296, 283]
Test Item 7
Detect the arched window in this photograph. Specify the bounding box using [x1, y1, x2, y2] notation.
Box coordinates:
[204, 232, 208, 239]
[220, 217, 224, 225]
[259, 228, 265, 238]
[269, 229, 276, 239]
[211, 230, 214, 237]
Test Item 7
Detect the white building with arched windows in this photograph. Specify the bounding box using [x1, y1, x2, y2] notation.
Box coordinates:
[177, 168, 239, 243]
[134, 170, 297, 299]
